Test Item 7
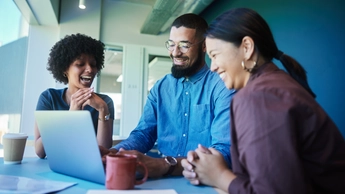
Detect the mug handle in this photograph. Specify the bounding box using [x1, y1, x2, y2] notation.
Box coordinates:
[135, 161, 148, 185]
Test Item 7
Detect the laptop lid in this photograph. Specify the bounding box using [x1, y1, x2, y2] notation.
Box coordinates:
[34, 110, 105, 185]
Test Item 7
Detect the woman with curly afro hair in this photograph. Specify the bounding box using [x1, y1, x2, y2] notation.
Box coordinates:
[34, 33, 114, 159]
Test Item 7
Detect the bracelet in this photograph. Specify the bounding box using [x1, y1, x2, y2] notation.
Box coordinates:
[98, 113, 110, 121]
[163, 164, 176, 176]
[163, 156, 177, 176]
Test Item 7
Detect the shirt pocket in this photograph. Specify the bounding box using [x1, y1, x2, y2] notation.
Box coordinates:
[190, 104, 211, 133]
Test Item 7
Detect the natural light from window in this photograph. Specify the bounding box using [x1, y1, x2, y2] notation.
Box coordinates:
[0, 1, 29, 144]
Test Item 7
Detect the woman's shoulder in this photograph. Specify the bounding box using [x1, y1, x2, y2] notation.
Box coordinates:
[40, 88, 66, 97]
[237, 71, 315, 107]
[248, 70, 304, 92]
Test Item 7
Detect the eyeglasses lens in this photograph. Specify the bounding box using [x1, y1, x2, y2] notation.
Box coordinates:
[165, 41, 190, 53]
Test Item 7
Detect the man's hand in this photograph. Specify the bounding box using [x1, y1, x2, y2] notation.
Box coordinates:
[117, 148, 167, 178]
[99, 146, 118, 166]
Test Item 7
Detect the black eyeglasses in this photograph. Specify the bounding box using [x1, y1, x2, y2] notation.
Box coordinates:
[165, 39, 204, 54]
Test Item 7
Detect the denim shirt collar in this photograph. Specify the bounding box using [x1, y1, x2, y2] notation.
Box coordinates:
[179, 64, 208, 84]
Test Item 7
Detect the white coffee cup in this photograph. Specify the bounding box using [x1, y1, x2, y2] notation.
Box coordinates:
[2, 133, 28, 164]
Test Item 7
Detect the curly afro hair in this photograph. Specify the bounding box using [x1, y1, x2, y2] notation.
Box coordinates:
[47, 33, 105, 84]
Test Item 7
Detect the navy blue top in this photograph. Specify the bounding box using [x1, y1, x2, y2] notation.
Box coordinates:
[36, 88, 114, 133]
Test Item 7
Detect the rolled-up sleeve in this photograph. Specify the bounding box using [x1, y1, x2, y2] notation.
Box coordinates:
[210, 84, 236, 168]
[113, 90, 158, 153]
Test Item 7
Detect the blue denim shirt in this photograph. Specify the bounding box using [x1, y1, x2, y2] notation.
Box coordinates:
[114, 65, 235, 167]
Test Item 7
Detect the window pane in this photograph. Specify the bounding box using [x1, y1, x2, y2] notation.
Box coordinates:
[148, 56, 171, 91]
[98, 47, 123, 136]
[0, 1, 29, 140]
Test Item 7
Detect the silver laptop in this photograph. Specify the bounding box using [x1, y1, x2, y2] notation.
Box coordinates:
[34, 110, 105, 184]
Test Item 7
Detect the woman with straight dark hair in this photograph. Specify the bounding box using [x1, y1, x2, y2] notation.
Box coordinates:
[181, 8, 345, 193]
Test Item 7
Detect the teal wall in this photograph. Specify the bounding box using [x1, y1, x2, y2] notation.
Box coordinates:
[201, 0, 345, 136]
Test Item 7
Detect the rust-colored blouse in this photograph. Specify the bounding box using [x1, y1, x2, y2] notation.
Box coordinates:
[228, 62, 345, 194]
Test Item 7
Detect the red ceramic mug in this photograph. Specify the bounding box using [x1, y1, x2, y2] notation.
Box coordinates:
[106, 154, 148, 190]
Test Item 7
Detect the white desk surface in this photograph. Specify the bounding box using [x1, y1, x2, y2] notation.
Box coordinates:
[0, 157, 220, 194]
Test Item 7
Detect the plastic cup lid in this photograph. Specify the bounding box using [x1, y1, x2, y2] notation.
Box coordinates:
[2, 133, 28, 139]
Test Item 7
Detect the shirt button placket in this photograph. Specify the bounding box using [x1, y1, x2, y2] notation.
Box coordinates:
[181, 78, 190, 157]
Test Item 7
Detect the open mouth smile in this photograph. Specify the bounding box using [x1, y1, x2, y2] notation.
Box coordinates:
[173, 57, 189, 65]
[219, 72, 226, 80]
[80, 75, 93, 83]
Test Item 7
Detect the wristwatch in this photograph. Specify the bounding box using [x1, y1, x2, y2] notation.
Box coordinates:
[163, 156, 177, 176]
[98, 113, 110, 121]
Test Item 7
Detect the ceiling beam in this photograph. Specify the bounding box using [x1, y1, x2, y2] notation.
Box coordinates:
[140, 0, 214, 35]
[13, 0, 60, 26]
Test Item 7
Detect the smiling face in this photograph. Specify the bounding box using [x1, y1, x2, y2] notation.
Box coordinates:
[168, 26, 205, 78]
[64, 54, 98, 92]
[206, 37, 250, 90]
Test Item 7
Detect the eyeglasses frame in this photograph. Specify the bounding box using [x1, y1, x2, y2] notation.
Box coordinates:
[165, 39, 205, 54]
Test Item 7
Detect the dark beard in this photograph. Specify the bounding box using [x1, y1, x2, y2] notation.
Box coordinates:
[171, 47, 204, 79]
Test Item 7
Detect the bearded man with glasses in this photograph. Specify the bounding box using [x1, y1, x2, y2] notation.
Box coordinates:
[100, 13, 236, 179]
[165, 38, 206, 78]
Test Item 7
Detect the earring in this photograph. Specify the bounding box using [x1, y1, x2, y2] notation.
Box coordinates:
[63, 73, 67, 77]
[241, 61, 246, 70]
[241, 61, 256, 73]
